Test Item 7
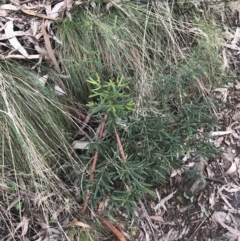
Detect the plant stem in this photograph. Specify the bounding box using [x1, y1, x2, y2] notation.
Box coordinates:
[114, 125, 126, 162]
[101, 218, 126, 241]
[82, 115, 107, 213]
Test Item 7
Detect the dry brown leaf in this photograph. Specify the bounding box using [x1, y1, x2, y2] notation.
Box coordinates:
[232, 132, 240, 139]
[236, 103, 240, 108]
[54, 85, 67, 95]
[213, 212, 240, 237]
[178, 206, 188, 213]
[0, 4, 20, 11]
[209, 192, 215, 209]
[170, 169, 182, 177]
[232, 27, 240, 45]
[222, 49, 230, 70]
[233, 112, 240, 121]
[235, 82, 240, 90]
[98, 201, 105, 214]
[223, 147, 236, 162]
[21, 8, 58, 21]
[0, 183, 12, 192]
[64, 221, 91, 228]
[206, 165, 215, 178]
[34, 45, 48, 56]
[75, 0, 83, 5]
[5, 54, 40, 59]
[218, 184, 240, 212]
[161, 229, 179, 241]
[225, 43, 240, 51]
[5, 21, 29, 58]
[44, 3, 52, 16]
[222, 31, 234, 41]
[236, 158, 240, 179]
[66, 0, 73, 11]
[21, 216, 30, 236]
[7, 196, 21, 211]
[49, 1, 65, 19]
[223, 183, 240, 193]
[9, 0, 20, 5]
[225, 162, 237, 175]
[0, 9, 7, 16]
[154, 191, 176, 211]
[213, 87, 229, 102]
[0, 31, 24, 40]
[41, 21, 60, 72]
[14, 216, 28, 235]
[211, 130, 233, 137]
[218, 189, 234, 211]
[149, 215, 164, 222]
[72, 140, 89, 150]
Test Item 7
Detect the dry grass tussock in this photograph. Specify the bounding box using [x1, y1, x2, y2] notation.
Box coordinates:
[0, 62, 94, 240]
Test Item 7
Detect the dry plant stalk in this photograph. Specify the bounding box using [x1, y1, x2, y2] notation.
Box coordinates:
[114, 125, 126, 162]
[101, 218, 126, 241]
[82, 117, 127, 241]
[82, 115, 107, 213]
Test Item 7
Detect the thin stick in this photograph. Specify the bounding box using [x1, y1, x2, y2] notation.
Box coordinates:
[74, 113, 92, 138]
[101, 218, 126, 241]
[82, 115, 107, 213]
[114, 125, 126, 162]
[89, 118, 106, 181]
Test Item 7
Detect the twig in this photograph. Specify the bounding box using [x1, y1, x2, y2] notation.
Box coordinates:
[89, 119, 106, 180]
[74, 113, 92, 138]
[186, 218, 207, 241]
[82, 115, 107, 213]
[138, 199, 158, 241]
[66, 105, 86, 120]
[101, 218, 126, 241]
[114, 125, 126, 162]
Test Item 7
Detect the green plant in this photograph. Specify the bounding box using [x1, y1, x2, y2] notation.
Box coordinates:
[15, 201, 22, 211]
[49, 216, 56, 223]
[8, 182, 18, 193]
[87, 75, 134, 120]
[83, 70, 218, 216]
[184, 192, 194, 203]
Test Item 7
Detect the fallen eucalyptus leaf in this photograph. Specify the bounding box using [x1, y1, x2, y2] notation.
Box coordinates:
[54, 85, 67, 96]
[72, 140, 89, 150]
[225, 162, 237, 175]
